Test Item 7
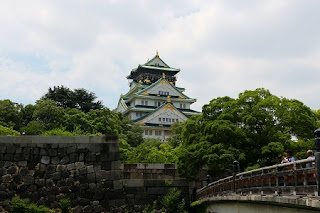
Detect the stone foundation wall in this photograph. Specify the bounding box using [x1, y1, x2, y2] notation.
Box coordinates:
[0, 136, 206, 212]
[0, 136, 121, 212]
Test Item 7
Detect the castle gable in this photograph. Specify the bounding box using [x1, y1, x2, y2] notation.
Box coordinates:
[136, 103, 188, 125]
[137, 78, 188, 98]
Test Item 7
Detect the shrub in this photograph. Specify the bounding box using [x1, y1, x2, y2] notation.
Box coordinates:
[59, 198, 71, 213]
[162, 188, 186, 213]
[0, 125, 20, 136]
[11, 196, 29, 213]
[11, 196, 51, 213]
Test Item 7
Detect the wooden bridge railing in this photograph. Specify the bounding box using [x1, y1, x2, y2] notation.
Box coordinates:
[197, 158, 317, 200]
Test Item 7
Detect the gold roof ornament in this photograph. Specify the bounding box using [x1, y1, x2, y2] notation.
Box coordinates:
[141, 92, 149, 95]
[167, 95, 171, 103]
[156, 50, 159, 56]
[138, 80, 143, 84]
[162, 73, 165, 79]
[144, 78, 151, 84]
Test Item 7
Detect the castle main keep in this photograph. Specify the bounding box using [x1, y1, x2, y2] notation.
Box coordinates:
[116, 52, 200, 141]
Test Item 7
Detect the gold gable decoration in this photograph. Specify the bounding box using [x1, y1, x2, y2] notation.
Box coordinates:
[164, 104, 174, 111]
[138, 122, 146, 125]
[179, 95, 185, 98]
[160, 80, 168, 85]
[162, 73, 165, 79]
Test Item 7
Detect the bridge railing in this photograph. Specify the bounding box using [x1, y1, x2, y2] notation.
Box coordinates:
[197, 158, 317, 200]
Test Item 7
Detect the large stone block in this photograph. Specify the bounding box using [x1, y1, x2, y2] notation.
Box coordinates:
[88, 144, 101, 153]
[60, 156, 69, 164]
[66, 163, 76, 171]
[107, 143, 120, 152]
[87, 173, 96, 183]
[147, 187, 169, 195]
[75, 136, 90, 144]
[12, 174, 22, 184]
[69, 153, 78, 163]
[87, 165, 94, 174]
[4, 154, 13, 161]
[66, 147, 76, 154]
[48, 149, 58, 157]
[31, 147, 40, 155]
[125, 187, 147, 195]
[41, 156, 50, 165]
[61, 136, 75, 144]
[7, 166, 19, 175]
[85, 153, 96, 162]
[23, 175, 34, 185]
[17, 161, 27, 167]
[35, 179, 45, 187]
[123, 179, 145, 187]
[0, 145, 6, 154]
[144, 180, 166, 187]
[89, 136, 104, 144]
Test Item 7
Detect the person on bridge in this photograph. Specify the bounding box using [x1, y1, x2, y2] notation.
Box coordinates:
[286, 150, 295, 162]
[280, 155, 288, 164]
[306, 149, 315, 168]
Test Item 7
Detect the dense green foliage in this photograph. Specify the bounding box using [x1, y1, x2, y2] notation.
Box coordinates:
[59, 198, 72, 213]
[161, 188, 187, 213]
[141, 188, 187, 213]
[42, 85, 103, 112]
[175, 88, 318, 180]
[0, 125, 20, 136]
[0, 86, 143, 147]
[122, 138, 180, 163]
[11, 196, 51, 213]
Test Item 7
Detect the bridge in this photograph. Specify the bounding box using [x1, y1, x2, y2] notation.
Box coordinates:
[196, 158, 320, 213]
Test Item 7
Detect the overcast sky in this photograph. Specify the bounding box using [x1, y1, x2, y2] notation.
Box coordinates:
[1, 0, 320, 112]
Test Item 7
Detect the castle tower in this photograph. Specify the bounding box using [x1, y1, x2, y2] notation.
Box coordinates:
[116, 52, 200, 141]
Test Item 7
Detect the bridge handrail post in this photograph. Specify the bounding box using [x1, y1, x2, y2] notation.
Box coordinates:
[315, 128, 320, 196]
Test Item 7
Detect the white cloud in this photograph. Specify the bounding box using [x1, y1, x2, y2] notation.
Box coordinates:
[0, 0, 320, 112]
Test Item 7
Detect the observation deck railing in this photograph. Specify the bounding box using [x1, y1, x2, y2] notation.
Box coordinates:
[197, 158, 317, 200]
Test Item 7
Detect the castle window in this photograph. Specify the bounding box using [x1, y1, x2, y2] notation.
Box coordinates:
[180, 103, 186, 109]
[145, 130, 148, 135]
[155, 131, 161, 136]
[159, 118, 161, 122]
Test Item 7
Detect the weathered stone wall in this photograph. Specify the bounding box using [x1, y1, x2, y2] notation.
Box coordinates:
[0, 136, 121, 212]
[0, 136, 206, 212]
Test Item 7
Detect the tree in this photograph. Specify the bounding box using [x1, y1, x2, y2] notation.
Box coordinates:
[42, 85, 103, 112]
[177, 88, 317, 180]
[0, 125, 20, 136]
[125, 138, 178, 164]
[33, 99, 65, 130]
[73, 88, 103, 112]
[0, 99, 23, 130]
[167, 122, 184, 148]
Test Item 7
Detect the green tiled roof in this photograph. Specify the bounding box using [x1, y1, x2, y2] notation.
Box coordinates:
[136, 77, 190, 99]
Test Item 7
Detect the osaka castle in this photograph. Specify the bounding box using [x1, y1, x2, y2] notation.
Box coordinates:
[116, 52, 200, 141]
